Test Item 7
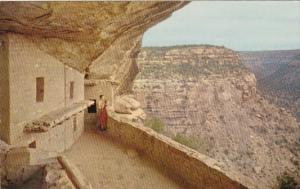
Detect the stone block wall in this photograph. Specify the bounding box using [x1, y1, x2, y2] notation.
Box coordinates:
[0, 35, 10, 143]
[107, 113, 252, 189]
[29, 112, 84, 153]
[8, 33, 66, 143]
[65, 66, 84, 107]
[0, 145, 48, 186]
[0, 141, 10, 185]
[1, 34, 86, 186]
[1, 33, 85, 144]
[1, 111, 84, 187]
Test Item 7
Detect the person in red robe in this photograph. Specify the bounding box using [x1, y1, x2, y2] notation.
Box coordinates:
[98, 95, 108, 131]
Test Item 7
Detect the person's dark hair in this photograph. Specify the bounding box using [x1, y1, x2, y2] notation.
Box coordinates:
[100, 95, 103, 99]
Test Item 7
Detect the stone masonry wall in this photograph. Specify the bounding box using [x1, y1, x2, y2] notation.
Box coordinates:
[6, 33, 85, 144]
[8, 34, 66, 143]
[1, 111, 84, 187]
[1, 33, 86, 186]
[0, 35, 10, 142]
[65, 66, 84, 107]
[26, 111, 84, 153]
[107, 112, 252, 189]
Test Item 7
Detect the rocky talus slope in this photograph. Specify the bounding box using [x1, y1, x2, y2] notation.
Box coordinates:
[133, 45, 300, 188]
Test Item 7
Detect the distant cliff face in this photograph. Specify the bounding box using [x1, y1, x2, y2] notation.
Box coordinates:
[0, 2, 188, 95]
[239, 50, 300, 80]
[133, 46, 300, 188]
[240, 50, 300, 120]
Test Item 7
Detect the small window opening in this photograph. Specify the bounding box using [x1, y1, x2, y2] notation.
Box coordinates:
[73, 117, 77, 131]
[70, 81, 74, 99]
[36, 77, 44, 102]
[29, 141, 36, 148]
[88, 99, 97, 113]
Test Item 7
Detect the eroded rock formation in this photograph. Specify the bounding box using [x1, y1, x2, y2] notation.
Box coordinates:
[133, 45, 300, 188]
[240, 50, 300, 121]
[0, 1, 188, 95]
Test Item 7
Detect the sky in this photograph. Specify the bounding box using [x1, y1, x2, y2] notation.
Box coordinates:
[142, 1, 300, 51]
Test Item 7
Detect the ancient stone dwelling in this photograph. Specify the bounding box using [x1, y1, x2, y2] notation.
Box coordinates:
[0, 33, 91, 151]
[0, 2, 263, 189]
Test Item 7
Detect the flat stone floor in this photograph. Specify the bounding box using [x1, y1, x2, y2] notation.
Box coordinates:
[63, 129, 184, 189]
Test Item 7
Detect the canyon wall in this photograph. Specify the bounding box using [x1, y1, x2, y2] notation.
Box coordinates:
[240, 50, 300, 121]
[133, 45, 300, 188]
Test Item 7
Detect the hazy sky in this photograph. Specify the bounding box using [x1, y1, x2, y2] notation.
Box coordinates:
[142, 1, 300, 51]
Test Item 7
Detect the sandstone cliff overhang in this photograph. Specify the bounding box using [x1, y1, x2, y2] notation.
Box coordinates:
[0, 2, 189, 95]
[0, 2, 189, 72]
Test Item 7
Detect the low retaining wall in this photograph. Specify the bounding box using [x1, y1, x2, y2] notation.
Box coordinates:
[107, 112, 252, 189]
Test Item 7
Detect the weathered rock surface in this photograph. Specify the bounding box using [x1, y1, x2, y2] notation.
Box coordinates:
[43, 160, 76, 189]
[133, 45, 300, 188]
[240, 50, 300, 121]
[0, 145, 56, 186]
[115, 96, 135, 114]
[114, 95, 146, 123]
[0, 141, 10, 185]
[115, 95, 141, 113]
[0, 2, 188, 95]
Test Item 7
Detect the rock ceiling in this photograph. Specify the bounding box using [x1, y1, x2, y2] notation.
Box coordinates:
[0, 2, 188, 71]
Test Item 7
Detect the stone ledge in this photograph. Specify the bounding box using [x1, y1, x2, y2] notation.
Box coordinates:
[107, 110, 255, 189]
[84, 78, 119, 87]
[24, 100, 93, 133]
[84, 79, 101, 86]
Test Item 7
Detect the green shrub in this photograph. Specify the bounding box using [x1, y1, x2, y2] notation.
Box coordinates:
[277, 173, 298, 189]
[173, 133, 198, 150]
[144, 118, 213, 154]
[144, 117, 165, 133]
[172, 133, 213, 155]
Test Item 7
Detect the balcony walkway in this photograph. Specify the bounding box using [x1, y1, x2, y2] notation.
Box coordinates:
[63, 129, 185, 189]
